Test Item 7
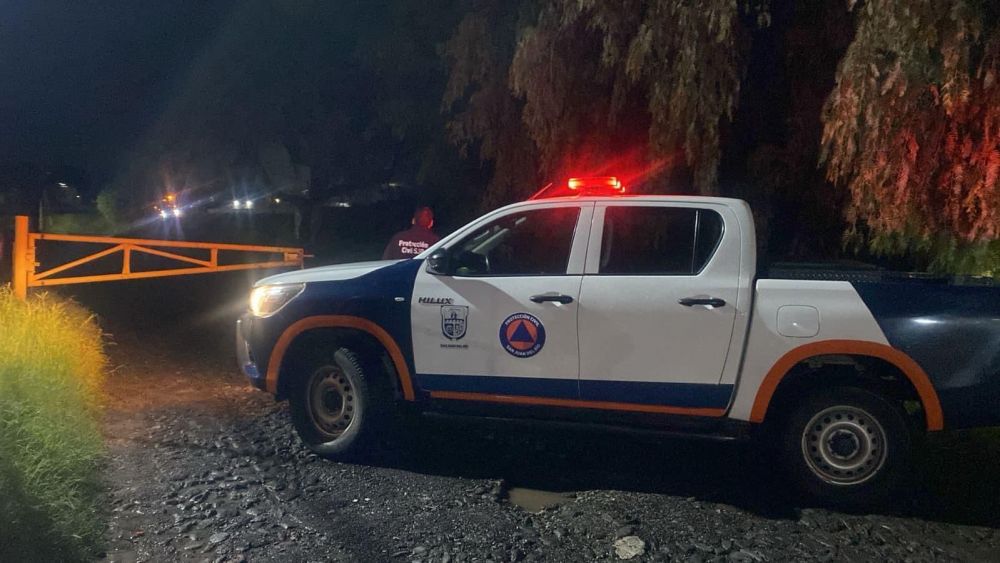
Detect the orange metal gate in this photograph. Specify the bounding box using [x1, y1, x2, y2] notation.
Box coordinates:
[11, 215, 304, 299]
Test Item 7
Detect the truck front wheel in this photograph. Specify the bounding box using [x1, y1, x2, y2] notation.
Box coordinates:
[781, 386, 912, 508]
[288, 347, 390, 459]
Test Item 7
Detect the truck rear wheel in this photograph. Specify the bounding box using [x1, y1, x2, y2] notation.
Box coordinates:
[781, 386, 911, 509]
[288, 346, 391, 459]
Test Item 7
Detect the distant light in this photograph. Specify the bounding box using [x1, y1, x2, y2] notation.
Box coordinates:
[233, 200, 242, 209]
[273, 197, 281, 204]
[245, 200, 254, 209]
[75, 194, 81, 198]
[332, 201, 351, 208]
[172, 208, 182, 217]
[58, 182, 69, 188]
[164, 194, 176, 202]
[159, 210, 169, 219]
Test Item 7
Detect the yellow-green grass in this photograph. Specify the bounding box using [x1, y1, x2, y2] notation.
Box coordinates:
[0, 286, 107, 561]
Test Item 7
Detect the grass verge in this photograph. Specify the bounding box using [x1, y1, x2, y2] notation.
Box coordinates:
[0, 286, 107, 561]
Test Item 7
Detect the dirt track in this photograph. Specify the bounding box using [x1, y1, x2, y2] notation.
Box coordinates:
[96, 321, 1000, 562]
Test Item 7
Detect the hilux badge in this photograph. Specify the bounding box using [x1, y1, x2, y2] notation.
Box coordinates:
[419, 297, 453, 305]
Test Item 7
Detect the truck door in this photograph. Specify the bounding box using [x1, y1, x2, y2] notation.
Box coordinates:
[410, 202, 593, 401]
[576, 202, 742, 414]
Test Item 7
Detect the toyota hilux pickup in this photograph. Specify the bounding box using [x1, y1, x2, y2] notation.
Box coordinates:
[236, 176, 1000, 506]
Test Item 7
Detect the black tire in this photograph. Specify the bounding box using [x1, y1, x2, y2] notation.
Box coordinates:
[781, 386, 912, 509]
[288, 346, 393, 460]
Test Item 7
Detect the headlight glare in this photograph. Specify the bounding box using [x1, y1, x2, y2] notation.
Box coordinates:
[249, 283, 305, 317]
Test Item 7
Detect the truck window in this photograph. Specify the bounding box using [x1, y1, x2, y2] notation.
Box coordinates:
[451, 207, 580, 276]
[599, 207, 723, 275]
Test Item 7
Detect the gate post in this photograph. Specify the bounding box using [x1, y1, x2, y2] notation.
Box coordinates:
[13, 215, 28, 300]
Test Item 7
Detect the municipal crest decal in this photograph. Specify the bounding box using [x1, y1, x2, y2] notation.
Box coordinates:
[441, 305, 469, 340]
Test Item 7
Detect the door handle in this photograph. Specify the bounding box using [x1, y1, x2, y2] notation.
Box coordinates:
[530, 293, 574, 304]
[678, 296, 726, 308]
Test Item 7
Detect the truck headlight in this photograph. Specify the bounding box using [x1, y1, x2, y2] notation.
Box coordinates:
[249, 283, 305, 317]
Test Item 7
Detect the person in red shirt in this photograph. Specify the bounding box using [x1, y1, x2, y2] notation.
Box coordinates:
[382, 206, 441, 260]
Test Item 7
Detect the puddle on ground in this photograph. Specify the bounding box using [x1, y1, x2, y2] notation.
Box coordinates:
[506, 487, 575, 513]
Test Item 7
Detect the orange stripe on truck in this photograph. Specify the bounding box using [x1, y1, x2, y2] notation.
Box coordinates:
[265, 315, 415, 400]
[749, 339, 944, 431]
[429, 390, 727, 417]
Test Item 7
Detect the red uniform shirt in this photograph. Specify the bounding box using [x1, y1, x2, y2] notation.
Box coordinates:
[382, 225, 440, 259]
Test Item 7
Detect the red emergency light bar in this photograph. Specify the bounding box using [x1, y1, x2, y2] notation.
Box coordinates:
[527, 175, 628, 200]
[567, 176, 624, 193]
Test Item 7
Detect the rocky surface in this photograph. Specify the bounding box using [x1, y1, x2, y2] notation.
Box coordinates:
[98, 332, 1000, 562]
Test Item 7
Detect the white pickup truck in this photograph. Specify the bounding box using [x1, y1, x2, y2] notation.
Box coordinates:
[237, 176, 1000, 506]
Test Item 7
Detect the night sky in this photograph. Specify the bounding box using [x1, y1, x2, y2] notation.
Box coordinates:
[0, 1, 236, 185]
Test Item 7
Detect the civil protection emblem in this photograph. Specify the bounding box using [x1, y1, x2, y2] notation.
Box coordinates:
[498, 312, 546, 358]
[441, 305, 469, 340]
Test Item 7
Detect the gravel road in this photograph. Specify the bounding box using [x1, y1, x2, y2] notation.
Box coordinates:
[97, 329, 1000, 563]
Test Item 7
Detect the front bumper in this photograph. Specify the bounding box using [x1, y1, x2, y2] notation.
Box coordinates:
[236, 315, 266, 390]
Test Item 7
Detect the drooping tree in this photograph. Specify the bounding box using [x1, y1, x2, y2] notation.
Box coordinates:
[514, 0, 768, 194]
[444, 0, 769, 202]
[822, 0, 1000, 273]
[441, 1, 542, 206]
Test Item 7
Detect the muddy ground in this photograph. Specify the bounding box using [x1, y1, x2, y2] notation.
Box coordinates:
[71, 275, 1000, 562]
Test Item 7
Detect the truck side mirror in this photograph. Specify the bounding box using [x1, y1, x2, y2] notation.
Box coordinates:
[426, 249, 452, 276]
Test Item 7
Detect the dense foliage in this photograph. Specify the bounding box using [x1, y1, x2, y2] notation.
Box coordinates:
[821, 0, 1000, 273]
[445, 0, 766, 199]
[444, 0, 1000, 272]
[514, 0, 761, 194]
